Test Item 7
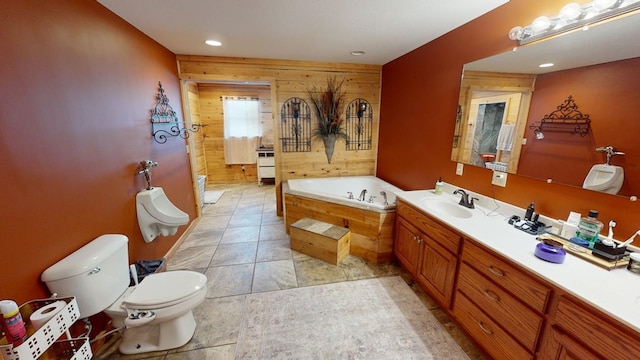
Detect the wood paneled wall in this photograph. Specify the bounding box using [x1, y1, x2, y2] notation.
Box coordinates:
[197, 83, 271, 184]
[178, 56, 382, 213]
[184, 82, 207, 178]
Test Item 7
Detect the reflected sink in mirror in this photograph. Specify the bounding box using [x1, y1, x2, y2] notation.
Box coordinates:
[422, 198, 473, 219]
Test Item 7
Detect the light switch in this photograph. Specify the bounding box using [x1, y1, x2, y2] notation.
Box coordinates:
[456, 163, 464, 176]
[492, 170, 508, 187]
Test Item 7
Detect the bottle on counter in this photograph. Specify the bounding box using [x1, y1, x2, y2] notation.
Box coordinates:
[0, 300, 27, 346]
[435, 177, 444, 195]
[575, 210, 604, 249]
[525, 202, 535, 221]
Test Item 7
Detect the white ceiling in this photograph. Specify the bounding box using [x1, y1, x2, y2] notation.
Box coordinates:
[97, 0, 508, 65]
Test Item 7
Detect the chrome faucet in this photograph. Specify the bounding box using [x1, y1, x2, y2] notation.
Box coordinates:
[137, 160, 158, 190]
[453, 189, 477, 209]
[358, 189, 368, 201]
[595, 145, 625, 165]
[380, 191, 388, 205]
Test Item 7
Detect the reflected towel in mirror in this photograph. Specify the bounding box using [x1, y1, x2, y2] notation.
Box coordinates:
[496, 124, 515, 151]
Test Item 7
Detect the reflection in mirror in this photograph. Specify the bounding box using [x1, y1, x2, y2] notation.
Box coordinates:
[451, 72, 534, 174]
[452, 10, 640, 198]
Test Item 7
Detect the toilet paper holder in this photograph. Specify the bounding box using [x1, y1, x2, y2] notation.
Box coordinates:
[0, 296, 92, 360]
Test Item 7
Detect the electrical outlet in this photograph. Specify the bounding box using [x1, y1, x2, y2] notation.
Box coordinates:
[491, 170, 508, 187]
[456, 163, 464, 176]
[241, 166, 246, 172]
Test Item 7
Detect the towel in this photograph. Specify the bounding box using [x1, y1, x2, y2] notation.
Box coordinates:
[496, 124, 515, 151]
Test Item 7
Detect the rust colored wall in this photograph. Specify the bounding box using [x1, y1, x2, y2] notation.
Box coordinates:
[519, 57, 640, 196]
[378, 0, 640, 240]
[0, 1, 196, 303]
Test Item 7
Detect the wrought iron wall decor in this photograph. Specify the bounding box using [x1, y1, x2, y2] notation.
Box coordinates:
[150, 81, 203, 144]
[345, 98, 372, 150]
[280, 97, 311, 152]
[529, 95, 591, 137]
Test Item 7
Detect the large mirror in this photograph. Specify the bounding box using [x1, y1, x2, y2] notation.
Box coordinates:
[452, 10, 640, 198]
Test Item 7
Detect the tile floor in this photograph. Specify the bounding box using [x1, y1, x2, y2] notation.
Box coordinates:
[95, 183, 485, 359]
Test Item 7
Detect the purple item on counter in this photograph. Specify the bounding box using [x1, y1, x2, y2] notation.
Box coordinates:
[534, 241, 566, 264]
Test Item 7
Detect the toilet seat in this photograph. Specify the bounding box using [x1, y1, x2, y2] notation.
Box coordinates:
[124, 271, 207, 309]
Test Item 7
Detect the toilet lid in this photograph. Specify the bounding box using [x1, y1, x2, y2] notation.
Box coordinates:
[124, 270, 207, 308]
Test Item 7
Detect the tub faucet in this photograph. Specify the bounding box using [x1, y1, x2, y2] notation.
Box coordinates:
[358, 189, 368, 201]
[380, 191, 388, 205]
[347, 191, 354, 200]
[368, 195, 376, 203]
[453, 189, 477, 209]
[137, 160, 158, 190]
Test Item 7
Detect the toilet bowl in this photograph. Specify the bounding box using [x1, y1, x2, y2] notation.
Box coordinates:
[136, 187, 189, 243]
[104, 271, 207, 354]
[41, 234, 208, 355]
[582, 164, 624, 194]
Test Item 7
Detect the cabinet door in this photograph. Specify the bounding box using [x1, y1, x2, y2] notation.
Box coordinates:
[416, 235, 457, 308]
[394, 217, 422, 275]
[541, 327, 599, 360]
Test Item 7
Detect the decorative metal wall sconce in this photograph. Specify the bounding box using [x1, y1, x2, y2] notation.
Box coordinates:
[150, 81, 204, 144]
[345, 98, 372, 150]
[529, 95, 591, 139]
[280, 97, 312, 152]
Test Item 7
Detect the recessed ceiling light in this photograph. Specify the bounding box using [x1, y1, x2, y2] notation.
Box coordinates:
[351, 51, 366, 56]
[205, 40, 222, 47]
[539, 62, 554, 68]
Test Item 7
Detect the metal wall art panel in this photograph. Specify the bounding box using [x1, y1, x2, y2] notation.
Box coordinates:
[280, 97, 312, 152]
[345, 98, 372, 150]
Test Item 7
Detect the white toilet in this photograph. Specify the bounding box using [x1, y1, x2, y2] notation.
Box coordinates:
[582, 164, 624, 195]
[41, 234, 207, 355]
[136, 187, 189, 243]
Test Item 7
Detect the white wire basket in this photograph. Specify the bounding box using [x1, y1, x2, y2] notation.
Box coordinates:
[0, 297, 92, 360]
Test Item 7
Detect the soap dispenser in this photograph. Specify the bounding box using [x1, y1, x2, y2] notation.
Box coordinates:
[435, 177, 444, 195]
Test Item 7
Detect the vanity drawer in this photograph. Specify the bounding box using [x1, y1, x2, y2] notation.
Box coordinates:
[396, 200, 461, 254]
[553, 296, 640, 359]
[453, 291, 533, 360]
[462, 240, 550, 313]
[457, 262, 543, 352]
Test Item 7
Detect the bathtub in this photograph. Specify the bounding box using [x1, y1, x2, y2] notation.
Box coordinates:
[286, 176, 402, 211]
[283, 176, 403, 263]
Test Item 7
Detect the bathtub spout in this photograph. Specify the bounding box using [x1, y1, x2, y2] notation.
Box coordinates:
[380, 191, 388, 205]
[358, 189, 367, 201]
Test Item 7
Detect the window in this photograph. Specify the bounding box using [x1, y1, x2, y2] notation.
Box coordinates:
[222, 96, 260, 164]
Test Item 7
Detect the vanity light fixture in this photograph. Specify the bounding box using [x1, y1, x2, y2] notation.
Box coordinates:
[509, 0, 640, 45]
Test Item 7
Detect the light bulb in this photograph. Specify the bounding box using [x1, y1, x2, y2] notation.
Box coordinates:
[559, 3, 583, 21]
[531, 16, 553, 34]
[593, 0, 619, 11]
[535, 131, 545, 140]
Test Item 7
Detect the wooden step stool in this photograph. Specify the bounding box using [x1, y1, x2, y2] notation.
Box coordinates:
[290, 217, 350, 265]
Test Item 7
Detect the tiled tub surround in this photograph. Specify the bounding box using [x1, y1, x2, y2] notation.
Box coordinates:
[395, 183, 640, 357]
[284, 176, 402, 263]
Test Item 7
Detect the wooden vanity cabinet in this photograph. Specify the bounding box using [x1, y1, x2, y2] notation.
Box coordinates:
[453, 240, 551, 360]
[393, 198, 640, 359]
[539, 295, 640, 359]
[395, 200, 461, 308]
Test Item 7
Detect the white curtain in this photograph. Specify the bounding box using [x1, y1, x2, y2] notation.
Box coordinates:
[222, 96, 260, 164]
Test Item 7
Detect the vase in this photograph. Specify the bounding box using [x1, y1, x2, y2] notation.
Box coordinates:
[322, 135, 337, 164]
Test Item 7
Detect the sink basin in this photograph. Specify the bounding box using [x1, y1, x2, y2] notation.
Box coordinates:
[422, 199, 473, 219]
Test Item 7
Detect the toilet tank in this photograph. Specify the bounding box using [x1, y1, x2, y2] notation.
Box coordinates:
[41, 234, 130, 318]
